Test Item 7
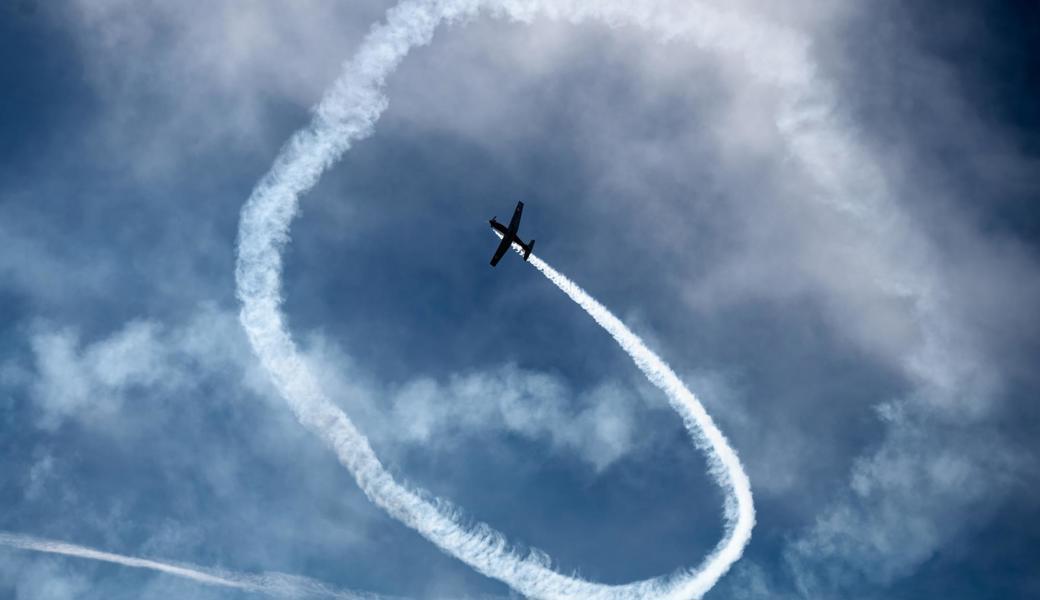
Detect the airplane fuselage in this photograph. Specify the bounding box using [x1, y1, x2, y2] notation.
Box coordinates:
[489, 218, 512, 237]
[488, 202, 535, 266]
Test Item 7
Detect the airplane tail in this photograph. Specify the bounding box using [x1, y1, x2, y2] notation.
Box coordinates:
[524, 239, 535, 261]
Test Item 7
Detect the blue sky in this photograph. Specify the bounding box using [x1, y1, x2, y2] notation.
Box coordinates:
[1, 1, 1038, 598]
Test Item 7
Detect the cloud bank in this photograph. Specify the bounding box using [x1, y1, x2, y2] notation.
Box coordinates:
[5, 0, 1037, 597]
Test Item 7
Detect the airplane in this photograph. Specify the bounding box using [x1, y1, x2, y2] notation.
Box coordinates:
[489, 201, 535, 267]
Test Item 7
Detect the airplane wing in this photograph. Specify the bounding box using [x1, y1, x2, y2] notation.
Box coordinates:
[507, 201, 524, 234]
[489, 236, 511, 267]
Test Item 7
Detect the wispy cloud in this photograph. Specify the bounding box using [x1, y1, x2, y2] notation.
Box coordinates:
[5, 0, 1037, 597]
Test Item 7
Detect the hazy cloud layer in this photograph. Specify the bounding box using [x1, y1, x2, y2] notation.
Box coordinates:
[1, 0, 1037, 598]
[19, 309, 655, 471]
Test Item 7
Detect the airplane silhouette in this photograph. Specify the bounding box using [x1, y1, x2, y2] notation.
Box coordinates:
[489, 201, 535, 267]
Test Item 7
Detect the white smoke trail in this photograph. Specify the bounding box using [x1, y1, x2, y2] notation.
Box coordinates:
[0, 531, 382, 599]
[236, 2, 768, 598]
[513, 234, 756, 598]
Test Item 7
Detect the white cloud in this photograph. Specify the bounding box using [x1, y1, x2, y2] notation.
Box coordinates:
[303, 332, 653, 472]
[18, 0, 1039, 594]
[25, 310, 243, 430]
[785, 404, 1024, 592]
[19, 307, 655, 472]
[52, 0, 387, 180]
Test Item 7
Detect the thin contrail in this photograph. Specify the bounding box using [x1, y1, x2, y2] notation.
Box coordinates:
[0, 531, 383, 599]
[236, 2, 767, 598]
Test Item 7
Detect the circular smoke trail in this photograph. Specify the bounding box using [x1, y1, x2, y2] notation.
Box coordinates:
[235, 0, 839, 597]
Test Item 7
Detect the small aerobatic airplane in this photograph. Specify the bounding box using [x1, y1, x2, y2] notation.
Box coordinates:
[489, 201, 535, 267]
